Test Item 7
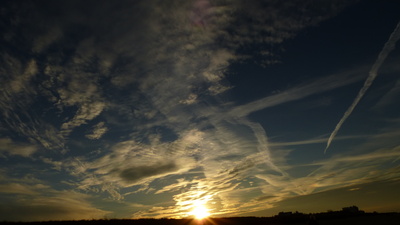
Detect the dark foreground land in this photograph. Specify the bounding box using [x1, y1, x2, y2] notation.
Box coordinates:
[1, 213, 400, 225]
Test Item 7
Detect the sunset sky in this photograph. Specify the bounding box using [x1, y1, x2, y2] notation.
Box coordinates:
[1, 0, 400, 221]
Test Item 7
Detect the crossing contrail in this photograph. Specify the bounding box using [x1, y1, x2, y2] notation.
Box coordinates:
[325, 21, 400, 154]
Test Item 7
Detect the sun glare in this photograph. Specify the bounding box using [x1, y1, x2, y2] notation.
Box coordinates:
[190, 204, 210, 220]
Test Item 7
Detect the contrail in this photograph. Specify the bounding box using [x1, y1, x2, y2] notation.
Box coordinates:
[325, 21, 400, 154]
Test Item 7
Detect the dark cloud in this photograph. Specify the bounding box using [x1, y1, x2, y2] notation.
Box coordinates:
[255, 195, 276, 202]
[119, 162, 178, 184]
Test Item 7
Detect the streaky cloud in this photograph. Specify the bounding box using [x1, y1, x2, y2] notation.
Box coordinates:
[0, 138, 37, 157]
[229, 67, 366, 118]
[268, 134, 368, 147]
[325, 21, 400, 153]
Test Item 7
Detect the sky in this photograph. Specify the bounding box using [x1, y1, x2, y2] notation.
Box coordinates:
[1, 0, 400, 222]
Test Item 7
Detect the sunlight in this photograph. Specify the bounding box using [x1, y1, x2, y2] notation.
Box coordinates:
[190, 203, 210, 220]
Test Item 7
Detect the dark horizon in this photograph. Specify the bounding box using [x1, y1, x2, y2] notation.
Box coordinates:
[2, 206, 400, 223]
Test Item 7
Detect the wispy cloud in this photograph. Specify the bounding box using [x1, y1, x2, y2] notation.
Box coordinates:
[0, 138, 37, 157]
[372, 79, 400, 110]
[79, 65, 374, 217]
[229, 67, 366, 118]
[268, 134, 368, 147]
[57, 78, 107, 136]
[0, 190, 110, 221]
[0, 55, 64, 150]
[0, 183, 40, 195]
[85, 122, 108, 139]
[67, 131, 202, 199]
[0, 172, 110, 222]
[2, 0, 387, 220]
[32, 27, 62, 53]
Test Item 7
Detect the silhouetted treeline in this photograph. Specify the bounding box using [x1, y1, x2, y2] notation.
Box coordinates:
[0, 218, 308, 225]
[1, 206, 400, 225]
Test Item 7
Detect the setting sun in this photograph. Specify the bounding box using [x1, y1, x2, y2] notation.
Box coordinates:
[190, 204, 210, 220]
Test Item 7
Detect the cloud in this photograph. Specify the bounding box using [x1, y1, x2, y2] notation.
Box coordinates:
[129, 64, 379, 217]
[97, 1, 374, 218]
[0, 55, 36, 113]
[0, 183, 39, 195]
[250, 179, 400, 216]
[233, 147, 400, 215]
[229, 67, 367, 118]
[0, 191, 111, 221]
[0, 171, 110, 222]
[268, 134, 368, 147]
[1, 0, 357, 154]
[154, 178, 192, 194]
[223, 0, 355, 64]
[8, 59, 38, 94]
[162, 177, 241, 217]
[282, 125, 400, 196]
[58, 81, 107, 136]
[40, 157, 63, 171]
[204, 131, 400, 217]
[32, 27, 63, 53]
[85, 122, 108, 139]
[0, 138, 37, 157]
[67, 134, 200, 198]
[118, 162, 178, 184]
[129, 66, 372, 218]
[87, 0, 354, 130]
[373, 79, 400, 110]
[0, 0, 372, 219]
[101, 65, 371, 217]
[325, 21, 400, 152]
[0, 3, 111, 141]
[301, 146, 400, 192]
[0, 55, 65, 150]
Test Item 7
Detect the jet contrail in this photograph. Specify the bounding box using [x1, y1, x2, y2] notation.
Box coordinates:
[325, 21, 400, 154]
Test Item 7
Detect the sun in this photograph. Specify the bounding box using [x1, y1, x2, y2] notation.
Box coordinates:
[190, 204, 210, 220]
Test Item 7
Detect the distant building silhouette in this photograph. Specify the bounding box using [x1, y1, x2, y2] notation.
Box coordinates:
[342, 206, 361, 213]
[278, 212, 293, 216]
